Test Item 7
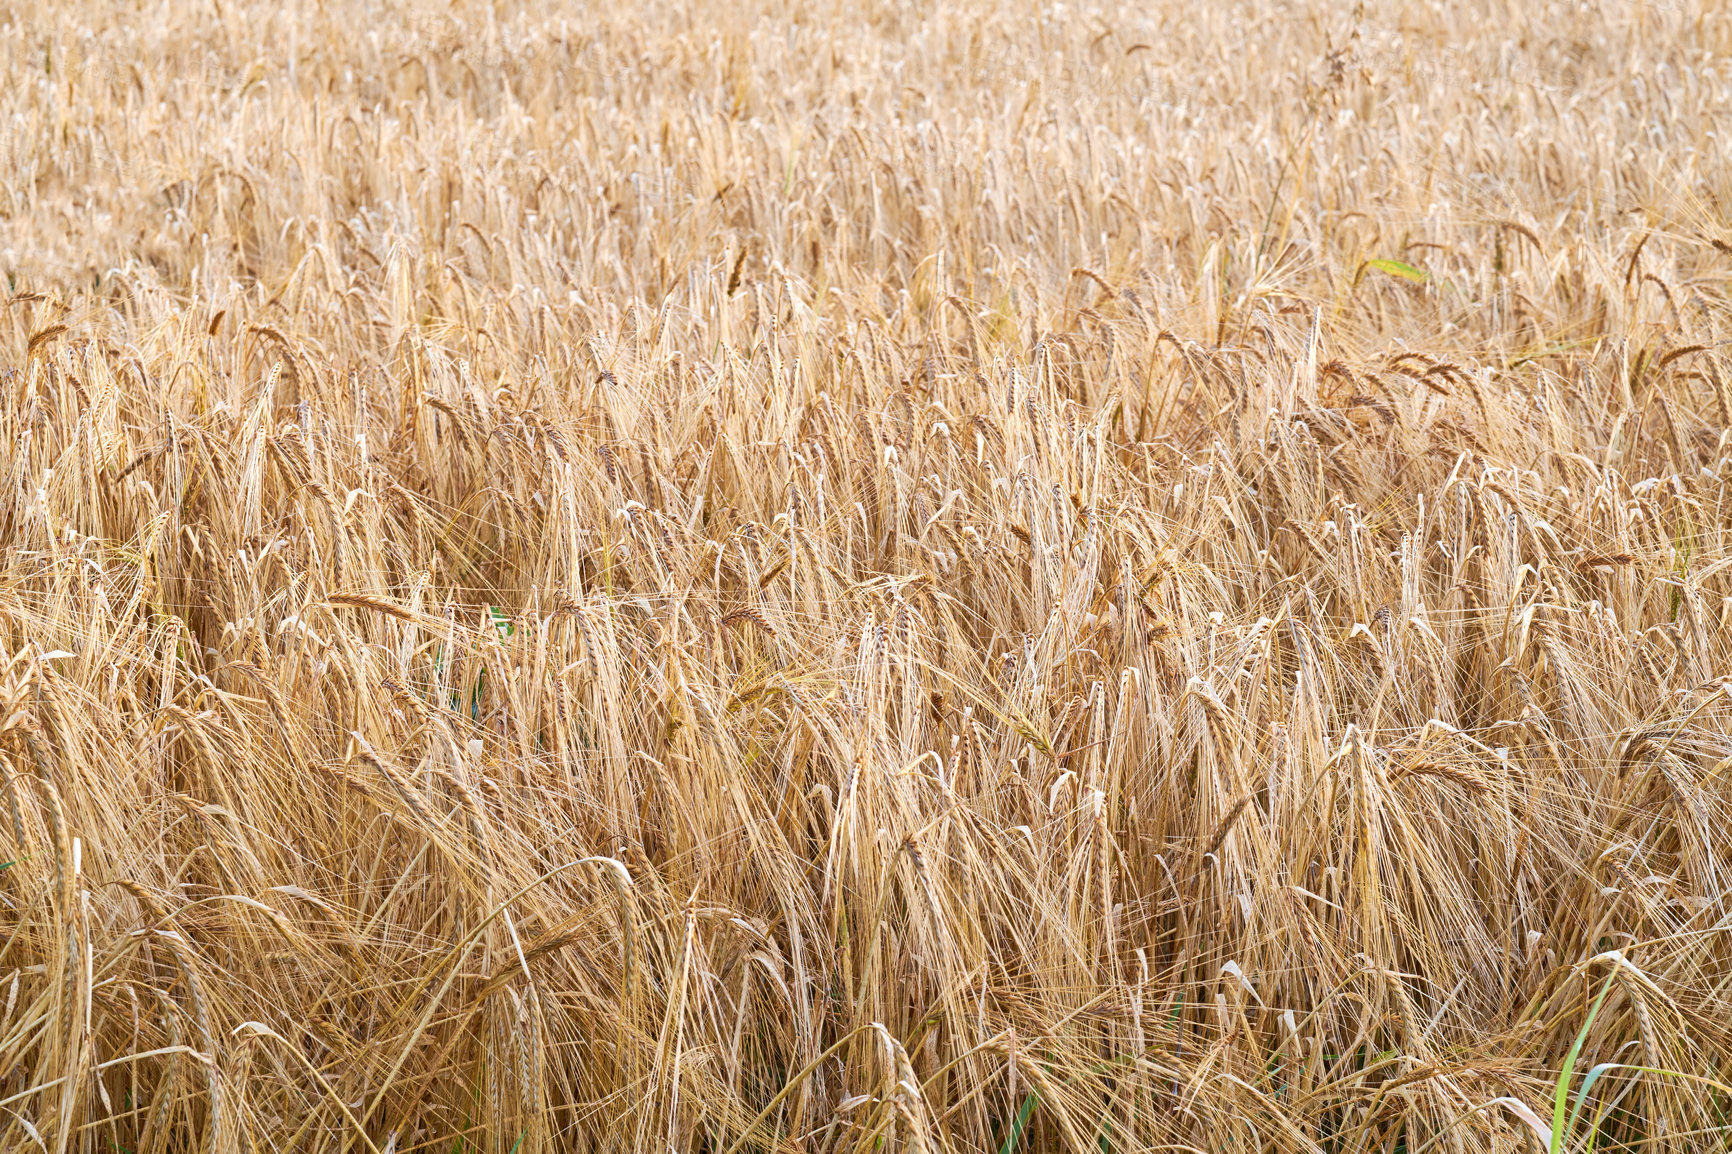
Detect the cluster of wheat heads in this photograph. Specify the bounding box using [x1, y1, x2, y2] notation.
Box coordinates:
[2, 0, 1732, 1151]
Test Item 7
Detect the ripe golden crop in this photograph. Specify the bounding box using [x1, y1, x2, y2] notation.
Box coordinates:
[2, 1, 1730, 1151]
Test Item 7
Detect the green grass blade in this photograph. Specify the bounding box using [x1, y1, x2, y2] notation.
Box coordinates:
[1553, 975, 1616, 1153]
[1366, 258, 1429, 283]
[1566, 1063, 1616, 1152]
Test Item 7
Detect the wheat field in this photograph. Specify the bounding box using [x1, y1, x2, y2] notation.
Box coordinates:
[2, 0, 1732, 1151]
